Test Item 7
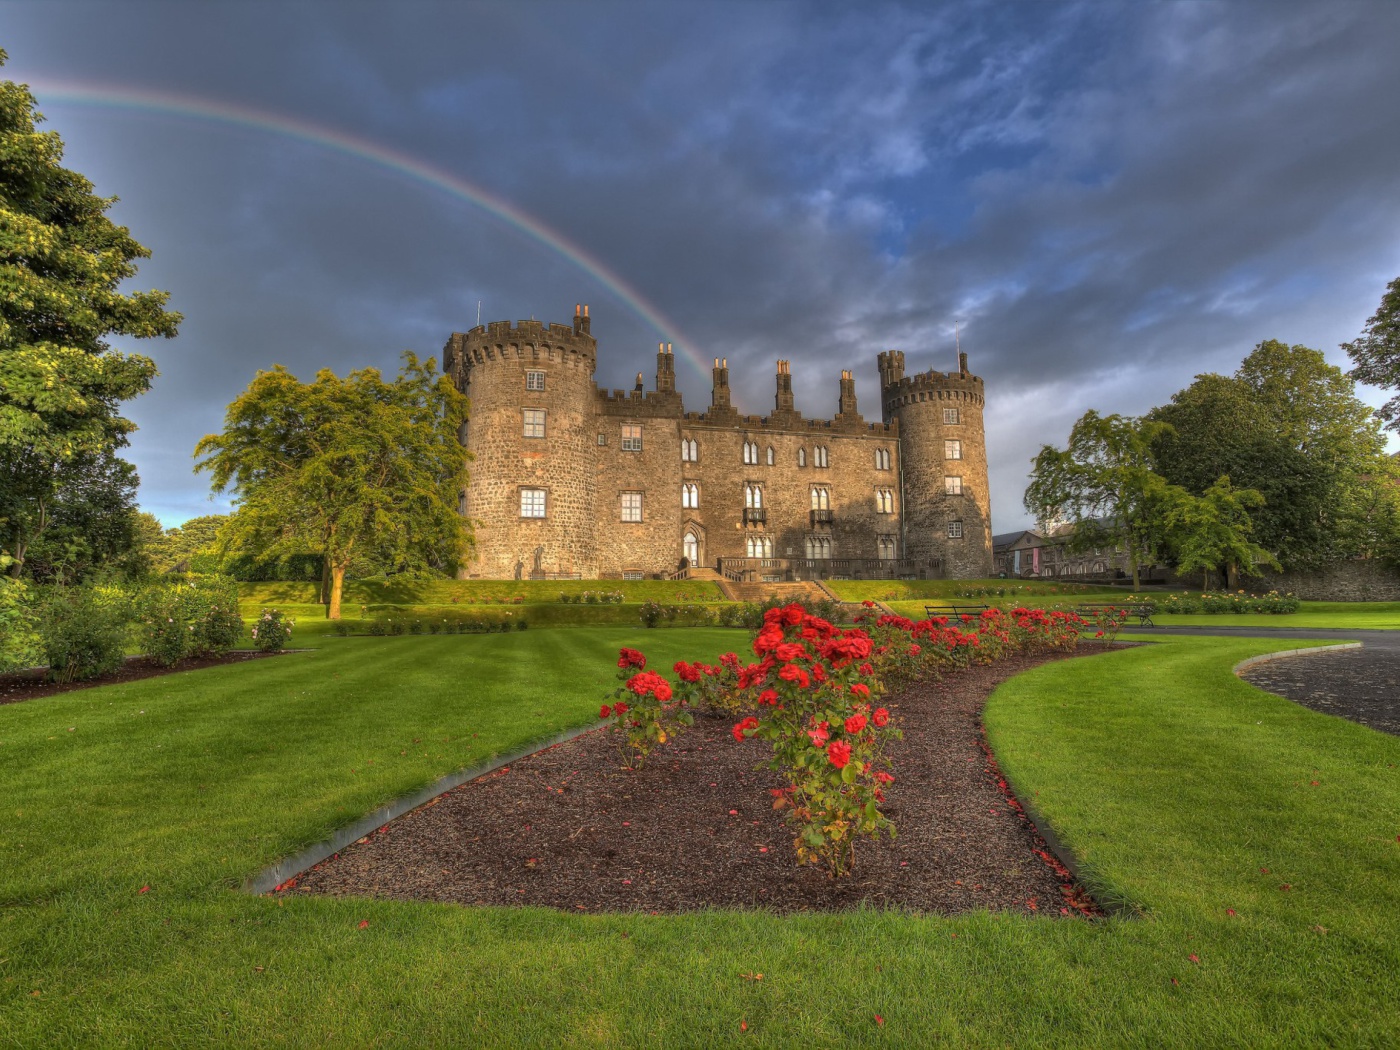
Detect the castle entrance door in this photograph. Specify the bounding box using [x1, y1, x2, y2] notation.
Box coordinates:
[683, 531, 701, 568]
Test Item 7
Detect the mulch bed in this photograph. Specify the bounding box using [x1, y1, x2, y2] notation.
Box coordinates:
[1240, 646, 1400, 736]
[0, 651, 288, 706]
[294, 650, 1106, 916]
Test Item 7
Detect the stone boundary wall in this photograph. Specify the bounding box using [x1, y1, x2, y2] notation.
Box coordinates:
[1174, 559, 1400, 601]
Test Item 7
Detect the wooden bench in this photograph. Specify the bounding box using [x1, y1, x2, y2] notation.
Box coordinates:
[1075, 602, 1155, 627]
[924, 603, 991, 620]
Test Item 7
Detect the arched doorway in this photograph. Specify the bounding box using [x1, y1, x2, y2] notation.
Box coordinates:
[683, 531, 700, 567]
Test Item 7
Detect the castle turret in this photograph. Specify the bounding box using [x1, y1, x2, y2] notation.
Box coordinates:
[656, 342, 675, 394]
[445, 309, 599, 578]
[880, 348, 992, 577]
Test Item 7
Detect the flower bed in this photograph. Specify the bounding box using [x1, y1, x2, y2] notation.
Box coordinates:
[1155, 591, 1298, 615]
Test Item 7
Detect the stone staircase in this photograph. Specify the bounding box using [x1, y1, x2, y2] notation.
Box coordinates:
[717, 579, 834, 605]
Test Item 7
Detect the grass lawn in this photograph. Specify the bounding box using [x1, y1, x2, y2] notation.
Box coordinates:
[825, 578, 1130, 603]
[3, 629, 1398, 1045]
[239, 577, 726, 608]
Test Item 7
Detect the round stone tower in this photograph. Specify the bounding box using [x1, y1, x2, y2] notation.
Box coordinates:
[443, 305, 599, 578]
[878, 348, 993, 578]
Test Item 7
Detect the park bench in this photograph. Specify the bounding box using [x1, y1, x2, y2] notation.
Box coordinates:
[1075, 601, 1155, 627]
[924, 603, 991, 620]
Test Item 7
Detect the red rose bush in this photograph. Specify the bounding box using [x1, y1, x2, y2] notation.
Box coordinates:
[599, 647, 693, 768]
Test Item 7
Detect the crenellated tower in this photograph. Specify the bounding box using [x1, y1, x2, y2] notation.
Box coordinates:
[878, 348, 993, 576]
[444, 304, 600, 578]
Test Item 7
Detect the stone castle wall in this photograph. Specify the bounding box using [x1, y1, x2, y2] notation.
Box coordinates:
[446, 309, 993, 579]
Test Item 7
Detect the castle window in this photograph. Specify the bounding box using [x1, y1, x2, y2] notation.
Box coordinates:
[523, 409, 546, 438]
[875, 448, 891, 470]
[810, 486, 830, 511]
[745, 483, 763, 509]
[458, 490, 468, 516]
[598, 433, 607, 446]
[878, 535, 897, 560]
[621, 491, 643, 522]
[746, 535, 774, 558]
[681, 438, 698, 462]
[682, 483, 699, 509]
[944, 439, 962, 460]
[805, 535, 832, 559]
[743, 440, 759, 465]
[944, 406, 960, 425]
[520, 488, 546, 518]
[945, 476, 963, 495]
[621, 424, 643, 451]
[948, 520, 964, 539]
[526, 370, 546, 391]
[766, 446, 775, 466]
[876, 488, 894, 514]
[797, 448, 807, 467]
[814, 445, 829, 467]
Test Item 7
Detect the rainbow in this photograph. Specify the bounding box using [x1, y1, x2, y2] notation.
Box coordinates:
[23, 78, 712, 378]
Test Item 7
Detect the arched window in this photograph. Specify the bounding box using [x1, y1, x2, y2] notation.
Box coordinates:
[797, 447, 807, 467]
[810, 486, 830, 511]
[876, 489, 894, 514]
[814, 446, 829, 467]
[682, 483, 699, 509]
[745, 484, 763, 509]
[681, 438, 698, 462]
[746, 535, 773, 558]
[766, 446, 775, 466]
[742, 441, 759, 464]
[805, 535, 831, 559]
[875, 448, 891, 470]
[877, 535, 896, 560]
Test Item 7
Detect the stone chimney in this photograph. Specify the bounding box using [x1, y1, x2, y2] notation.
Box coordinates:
[774, 359, 794, 413]
[711, 357, 731, 410]
[573, 303, 591, 336]
[656, 342, 675, 394]
[837, 369, 858, 417]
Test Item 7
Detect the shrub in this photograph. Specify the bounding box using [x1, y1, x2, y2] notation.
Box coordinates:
[408, 619, 424, 635]
[367, 620, 387, 636]
[598, 648, 693, 768]
[332, 621, 352, 637]
[250, 609, 294, 653]
[1157, 590, 1298, 615]
[136, 575, 243, 666]
[0, 578, 42, 673]
[40, 586, 129, 683]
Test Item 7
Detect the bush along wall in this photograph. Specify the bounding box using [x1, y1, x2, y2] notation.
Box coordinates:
[356, 610, 529, 636]
[1156, 591, 1299, 615]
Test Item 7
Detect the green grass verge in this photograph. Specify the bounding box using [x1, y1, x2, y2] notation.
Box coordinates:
[239, 577, 726, 607]
[3, 631, 1398, 1044]
[824, 578, 1133, 602]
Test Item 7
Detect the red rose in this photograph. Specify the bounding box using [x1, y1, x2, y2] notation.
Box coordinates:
[673, 660, 702, 683]
[757, 689, 779, 706]
[859, 662, 874, 676]
[826, 740, 852, 768]
[875, 770, 895, 784]
[908, 644, 921, 656]
[774, 642, 807, 663]
[754, 626, 784, 654]
[599, 704, 612, 719]
[807, 721, 830, 747]
[844, 714, 867, 734]
[782, 603, 805, 626]
[614, 701, 629, 715]
[872, 707, 890, 727]
[618, 648, 647, 669]
[627, 671, 673, 702]
[732, 716, 759, 742]
[778, 663, 810, 688]
[849, 683, 870, 699]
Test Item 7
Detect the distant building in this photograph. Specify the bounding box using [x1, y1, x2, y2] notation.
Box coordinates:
[993, 524, 1149, 581]
[443, 305, 995, 580]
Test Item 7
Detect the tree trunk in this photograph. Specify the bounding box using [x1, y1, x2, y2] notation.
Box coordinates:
[1203, 569, 1210, 590]
[1130, 550, 1141, 590]
[328, 562, 347, 620]
[319, 555, 331, 610]
[1226, 562, 1239, 590]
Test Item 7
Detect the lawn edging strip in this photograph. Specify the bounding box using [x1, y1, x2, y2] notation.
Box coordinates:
[243, 721, 604, 896]
[1232, 641, 1361, 675]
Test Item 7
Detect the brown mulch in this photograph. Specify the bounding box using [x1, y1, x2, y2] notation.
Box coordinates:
[0, 651, 288, 705]
[294, 650, 1105, 916]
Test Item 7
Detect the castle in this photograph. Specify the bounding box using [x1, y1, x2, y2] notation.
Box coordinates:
[442, 305, 993, 581]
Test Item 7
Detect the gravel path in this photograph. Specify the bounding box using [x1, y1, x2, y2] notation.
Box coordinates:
[1239, 645, 1400, 736]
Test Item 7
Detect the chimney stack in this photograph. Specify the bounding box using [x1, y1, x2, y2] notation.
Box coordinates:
[774, 359, 794, 413]
[656, 342, 675, 394]
[574, 303, 591, 335]
[711, 356, 731, 410]
[958, 351, 968, 374]
[837, 369, 859, 417]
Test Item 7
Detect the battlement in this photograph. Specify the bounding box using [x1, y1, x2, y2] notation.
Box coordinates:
[881, 365, 985, 410]
[445, 308, 598, 379]
[682, 410, 896, 436]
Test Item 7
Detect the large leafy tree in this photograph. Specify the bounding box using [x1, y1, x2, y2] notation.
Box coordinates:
[0, 52, 180, 577]
[1150, 340, 1390, 570]
[1163, 476, 1277, 590]
[195, 353, 470, 619]
[1344, 276, 1400, 430]
[1024, 411, 1179, 589]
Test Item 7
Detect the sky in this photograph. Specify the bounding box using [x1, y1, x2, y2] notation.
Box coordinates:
[5, 0, 1400, 531]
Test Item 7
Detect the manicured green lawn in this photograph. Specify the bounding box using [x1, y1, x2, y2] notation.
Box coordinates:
[1157, 601, 1400, 630]
[3, 630, 1398, 1045]
[239, 577, 725, 607]
[825, 578, 1127, 603]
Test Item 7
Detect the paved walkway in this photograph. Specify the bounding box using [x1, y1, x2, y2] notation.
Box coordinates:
[1122, 625, 1400, 735]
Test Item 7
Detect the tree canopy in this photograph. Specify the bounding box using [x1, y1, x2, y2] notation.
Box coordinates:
[1344, 276, 1400, 431]
[195, 353, 470, 618]
[0, 52, 181, 577]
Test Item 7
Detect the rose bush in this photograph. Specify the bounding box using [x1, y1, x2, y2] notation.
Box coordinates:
[599, 647, 693, 768]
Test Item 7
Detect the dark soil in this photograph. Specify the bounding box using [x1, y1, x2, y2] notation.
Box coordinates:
[0, 650, 288, 705]
[1240, 646, 1400, 736]
[295, 651, 1105, 916]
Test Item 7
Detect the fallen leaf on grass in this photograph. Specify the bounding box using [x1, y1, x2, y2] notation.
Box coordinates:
[875, 1014, 885, 1027]
[741, 972, 763, 981]
[1188, 954, 1200, 964]
[358, 920, 369, 929]
[139, 885, 150, 895]
[740, 1020, 748, 1032]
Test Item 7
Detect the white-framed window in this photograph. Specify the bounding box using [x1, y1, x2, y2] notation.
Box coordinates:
[945, 476, 962, 495]
[805, 535, 832, 559]
[746, 535, 774, 558]
[597, 433, 607, 446]
[810, 486, 830, 511]
[621, 424, 643, 452]
[745, 483, 763, 509]
[814, 445, 829, 467]
[875, 448, 891, 470]
[743, 440, 759, 464]
[523, 409, 546, 438]
[520, 488, 546, 518]
[798, 447, 807, 467]
[944, 406, 960, 425]
[945, 439, 962, 460]
[948, 520, 963, 539]
[622, 569, 645, 581]
[621, 491, 643, 522]
[525, 370, 546, 391]
[878, 535, 897, 560]
[682, 483, 699, 509]
[766, 446, 775, 466]
[876, 488, 894, 513]
[681, 438, 698, 462]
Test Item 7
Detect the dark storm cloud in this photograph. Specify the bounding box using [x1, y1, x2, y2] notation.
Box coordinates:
[5, 0, 1399, 527]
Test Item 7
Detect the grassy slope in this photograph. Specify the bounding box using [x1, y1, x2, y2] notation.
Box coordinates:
[3, 632, 1398, 1045]
[239, 578, 725, 606]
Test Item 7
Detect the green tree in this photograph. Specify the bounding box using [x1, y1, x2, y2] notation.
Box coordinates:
[0, 53, 180, 577]
[146, 514, 229, 573]
[195, 353, 469, 619]
[1163, 476, 1278, 590]
[1343, 276, 1400, 430]
[1024, 411, 1178, 589]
